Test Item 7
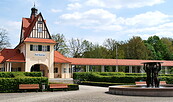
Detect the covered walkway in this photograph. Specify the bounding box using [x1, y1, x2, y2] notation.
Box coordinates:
[69, 58, 173, 74]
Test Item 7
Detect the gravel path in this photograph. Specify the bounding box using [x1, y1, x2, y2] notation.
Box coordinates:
[0, 85, 173, 102]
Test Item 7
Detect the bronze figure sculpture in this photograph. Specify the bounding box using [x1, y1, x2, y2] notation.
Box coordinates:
[143, 62, 162, 87]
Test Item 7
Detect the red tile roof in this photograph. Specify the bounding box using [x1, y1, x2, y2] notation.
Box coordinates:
[68, 58, 173, 66]
[6, 53, 25, 62]
[22, 18, 32, 39]
[54, 51, 71, 63]
[24, 38, 56, 44]
[0, 49, 25, 63]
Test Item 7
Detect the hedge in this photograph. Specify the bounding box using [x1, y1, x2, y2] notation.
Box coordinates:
[81, 81, 134, 87]
[0, 77, 48, 92]
[68, 84, 79, 90]
[73, 72, 173, 83]
[0, 72, 42, 78]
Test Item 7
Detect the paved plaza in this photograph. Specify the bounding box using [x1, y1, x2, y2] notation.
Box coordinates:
[0, 85, 173, 102]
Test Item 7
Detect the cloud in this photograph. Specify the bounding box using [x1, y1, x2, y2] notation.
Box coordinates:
[59, 9, 123, 31]
[85, 0, 165, 9]
[125, 11, 170, 26]
[67, 3, 82, 10]
[50, 9, 62, 13]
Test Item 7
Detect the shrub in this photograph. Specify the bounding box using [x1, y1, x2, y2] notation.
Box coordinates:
[24, 72, 42, 77]
[96, 72, 125, 76]
[81, 81, 134, 87]
[0, 72, 42, 78]
[0, 77, 48, 92]
[68, 84, 79, 90]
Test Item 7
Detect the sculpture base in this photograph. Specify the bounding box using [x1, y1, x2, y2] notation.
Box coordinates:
[109, 85, 173, 97]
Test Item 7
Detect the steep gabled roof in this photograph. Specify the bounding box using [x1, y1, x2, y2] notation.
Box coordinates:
[20, 13, 52, 43]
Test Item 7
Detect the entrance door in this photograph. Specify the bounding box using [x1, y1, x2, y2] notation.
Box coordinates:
[30, 64, 48, 77]
[31, 64, 40, 72]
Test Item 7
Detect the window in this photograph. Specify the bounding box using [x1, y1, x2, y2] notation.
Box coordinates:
[47, 45, 50, 51]
[30, 45, 33, 51]
[64, 68, 67, 73]
[38, 21, 43, 24]
[33, 45, 38, 51]
[54, 68, 58, 73]
[42, 46, 47, 51]
[38, 45, 42, 51]
[38, 27, 42, 33]
[30, 44, 50, 51]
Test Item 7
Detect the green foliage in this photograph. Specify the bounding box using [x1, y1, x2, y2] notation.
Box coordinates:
[13, 72, 26, 78]
[24, 72, 42, 77]
[0, 72, 47, 92]
[0, 72, 42, 78]
[145, 35, 171, 60]
[81, 81, 134, 87]
[74, 72, 173, 84]
[68, 84, 79, 90]
[73, 72, 145, 83]
[0, 72, 14, 78]
[0, 77, 48, 92]
[97, 72, 125, 76]
[52, 33, 69, 55]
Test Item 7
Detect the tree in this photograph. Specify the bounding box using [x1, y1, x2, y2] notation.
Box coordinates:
[145, 35, 170, 60]
[161, 37, 173, 59]
[103, 38, 125, 59]
[52, 34, 69, 55]
[125, 36, 149, 59]
[83, 44, 109, 58]
[68, 38, 92, 58]
[0, 28, 10, 50]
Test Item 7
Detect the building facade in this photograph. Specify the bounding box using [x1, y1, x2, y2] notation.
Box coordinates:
[0, 7, 173, 78]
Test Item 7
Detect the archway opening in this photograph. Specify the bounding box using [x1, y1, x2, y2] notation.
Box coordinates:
[31, 64, 48, 77]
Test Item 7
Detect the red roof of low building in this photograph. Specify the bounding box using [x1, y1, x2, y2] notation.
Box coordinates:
[0, 49, 25, 63]
[68, 58, 173, 66]
[24, 38, 56, 44]
[6, 53, 25, 62]
[54, 51, 71, 63]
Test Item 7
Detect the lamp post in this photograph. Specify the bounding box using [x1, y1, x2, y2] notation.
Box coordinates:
[116, 44, 118, 72]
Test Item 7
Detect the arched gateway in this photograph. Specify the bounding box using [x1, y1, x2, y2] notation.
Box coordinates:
[31, 64, 48, 77]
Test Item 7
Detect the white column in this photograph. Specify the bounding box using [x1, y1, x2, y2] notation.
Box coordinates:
[101, 65, 105, 72]
[140, 66, 144, 73]
[86, 65, 89, 72]
[7, 62, 9, 72]
[165, 66, 168, 74]
[116, 65, 118, 72]
[129, 66, 132, 73]
[9, 62, 12, 72]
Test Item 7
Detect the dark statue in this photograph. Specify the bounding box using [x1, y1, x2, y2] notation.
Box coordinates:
[143, 62, 162, 87]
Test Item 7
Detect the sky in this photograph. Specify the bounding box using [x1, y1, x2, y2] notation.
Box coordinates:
[1, 0, 173, 48]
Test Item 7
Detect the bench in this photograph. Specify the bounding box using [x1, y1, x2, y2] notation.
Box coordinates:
[19, 84, 40, 92]
[49, 84, 68, 91]
[135, 81, 166, 85]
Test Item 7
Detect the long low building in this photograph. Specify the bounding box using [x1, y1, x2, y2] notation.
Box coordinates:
[0, 7, 173, 78]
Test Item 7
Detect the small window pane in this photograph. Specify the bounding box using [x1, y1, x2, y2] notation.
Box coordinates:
[38, 27, 42, 33]
[38, 45, 42, 51]
[30, 45, 33, 51]
[47, 45, 50, 51]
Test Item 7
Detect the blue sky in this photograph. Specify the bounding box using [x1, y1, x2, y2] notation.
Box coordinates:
[1, 0, 173, 48]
